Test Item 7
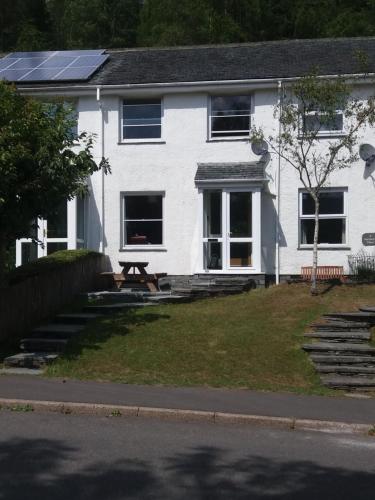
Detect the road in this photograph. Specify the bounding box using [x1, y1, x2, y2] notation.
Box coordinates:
[1, 412, 375, 499]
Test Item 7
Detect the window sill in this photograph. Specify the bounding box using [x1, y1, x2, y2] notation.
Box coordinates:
[298, 132, 347, 140]
[118, 140, 166, 145]
[120, 246, 167, 252]
[298, 245, 351, 251]
[206, 138, 249, 143]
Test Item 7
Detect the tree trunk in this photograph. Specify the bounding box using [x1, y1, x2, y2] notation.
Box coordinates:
[311, 197, 320, 295]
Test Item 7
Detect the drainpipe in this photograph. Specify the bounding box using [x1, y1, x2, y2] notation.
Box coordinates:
[97, 86, 105, 254]
[275, 80, 283, 285]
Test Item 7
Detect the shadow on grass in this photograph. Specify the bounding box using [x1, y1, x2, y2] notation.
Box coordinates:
[58, 308, 170, 362]
[1, 437, 375, 499]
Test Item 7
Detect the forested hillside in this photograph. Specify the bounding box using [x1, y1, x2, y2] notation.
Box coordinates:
[1, 0, 375, 52]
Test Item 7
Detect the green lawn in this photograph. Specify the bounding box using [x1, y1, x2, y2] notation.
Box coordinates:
[45, 283, 375, 394]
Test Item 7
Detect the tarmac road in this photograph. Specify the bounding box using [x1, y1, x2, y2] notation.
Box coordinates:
[1, 411, 375, 499]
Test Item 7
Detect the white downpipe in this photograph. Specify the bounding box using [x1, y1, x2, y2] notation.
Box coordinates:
[275, 80, 283, 285]
[97, 86, 105, 254]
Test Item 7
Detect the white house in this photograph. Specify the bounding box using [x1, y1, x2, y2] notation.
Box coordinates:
[4, 38, 375, 286]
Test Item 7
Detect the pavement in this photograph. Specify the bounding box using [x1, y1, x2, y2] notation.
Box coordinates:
[1, 375, 375, 434]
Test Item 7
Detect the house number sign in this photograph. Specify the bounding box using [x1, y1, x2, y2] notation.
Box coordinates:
[362, 233, 375, 246]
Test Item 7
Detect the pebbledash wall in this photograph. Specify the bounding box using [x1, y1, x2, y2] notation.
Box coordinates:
[77, 83, 375, 279]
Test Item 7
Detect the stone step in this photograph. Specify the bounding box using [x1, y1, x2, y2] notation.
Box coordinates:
[303, 331, 371, 342]
[83, 302, 157, 314]
[310, 321, 370, 331]
[26, 330, 80, 340]
[310, 354, 375, 365]
[173, 287, 243, 296]
[88, 293, 147, 303]
[359, 306, 375, 313]
[302, 342, 375, 355]
[146, 295, 191, 304]
[26, 323, 86, 341]
[32, 323, 85, 334]
[321, 375, 375, 389]
[4, 352, 59, 369]
[315, 364, 375, 374]
[20, 338, 68, 352]
[0, 367, 44, 376]
[56, 313, 102, 324]
[323, 312, 375, 324]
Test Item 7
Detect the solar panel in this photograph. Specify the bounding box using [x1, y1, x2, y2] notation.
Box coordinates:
[0, 50, 108, 83]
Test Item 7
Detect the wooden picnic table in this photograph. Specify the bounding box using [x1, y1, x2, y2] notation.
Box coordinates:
[119, 261, 149, 277]
[101, 262, 167, 292]
[118, 261, 167, 292]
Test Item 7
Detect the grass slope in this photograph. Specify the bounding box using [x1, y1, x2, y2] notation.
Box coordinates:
[46, 283, 375, 394]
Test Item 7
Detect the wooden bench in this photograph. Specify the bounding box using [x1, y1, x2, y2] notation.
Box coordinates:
[301, 266, 345, 282]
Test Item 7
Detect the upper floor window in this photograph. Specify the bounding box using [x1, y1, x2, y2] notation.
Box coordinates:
[299, 189, 347, 246]
[302, 110, 344, 135]
[122, 99, 162, 141]
[209, 95, 251, 139]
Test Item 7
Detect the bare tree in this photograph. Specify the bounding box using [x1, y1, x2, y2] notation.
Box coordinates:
[250, 74, 375, 294]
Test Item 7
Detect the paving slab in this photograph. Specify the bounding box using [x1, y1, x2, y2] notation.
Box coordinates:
[1, 376, 375, 424]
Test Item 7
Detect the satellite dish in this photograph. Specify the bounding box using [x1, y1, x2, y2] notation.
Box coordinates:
[251, 139, 268, 156]
[359, 143, 375, 167]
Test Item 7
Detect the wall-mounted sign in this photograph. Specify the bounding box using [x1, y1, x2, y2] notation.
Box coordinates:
[362, 233, 375, 246]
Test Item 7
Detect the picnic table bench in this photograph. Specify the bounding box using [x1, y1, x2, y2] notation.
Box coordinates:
[101, 261, 167, 292]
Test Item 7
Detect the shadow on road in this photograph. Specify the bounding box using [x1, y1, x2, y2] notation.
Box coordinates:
[0, 438, 374, 499]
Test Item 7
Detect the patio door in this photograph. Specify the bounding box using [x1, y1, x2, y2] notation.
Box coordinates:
[16, 201, 70, 266]
[202, 188, 260, 273]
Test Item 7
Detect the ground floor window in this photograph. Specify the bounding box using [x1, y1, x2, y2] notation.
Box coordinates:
[122, 193, 164, 246]
[299, 189, 347, 246]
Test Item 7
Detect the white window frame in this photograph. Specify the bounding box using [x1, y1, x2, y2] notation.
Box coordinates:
[302, 109, 345, 137]
[121, 192, 165, 249]
[120, 98, 163, 143]
[299, 188, 348, 248]
[208, 95, 252, 140]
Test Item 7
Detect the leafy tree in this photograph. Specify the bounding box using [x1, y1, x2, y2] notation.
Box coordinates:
[250, 74, 375, 294]
[0, 81, 110, 284]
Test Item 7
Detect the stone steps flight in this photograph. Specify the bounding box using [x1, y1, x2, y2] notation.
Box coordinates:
[303, 306, 375, 391]
[3, 289, 184, 372]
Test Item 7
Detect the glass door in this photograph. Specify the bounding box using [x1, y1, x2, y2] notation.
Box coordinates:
[16, 220, 43, 266]
[203, 190, 223, 270]
[227, 191, 253, 269]
[43, 201, 68, 256]
[16, 202, 69, 266]
[201, 188, 258, 272]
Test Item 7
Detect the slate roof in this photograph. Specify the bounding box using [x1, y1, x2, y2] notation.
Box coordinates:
[8, 37, 375, 88]
[195, 162, 266, 183]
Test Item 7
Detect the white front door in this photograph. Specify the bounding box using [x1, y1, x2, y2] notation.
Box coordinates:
[201, 188, 261, 273]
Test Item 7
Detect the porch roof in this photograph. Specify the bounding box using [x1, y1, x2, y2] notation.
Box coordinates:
[195, 162, 267, 183]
